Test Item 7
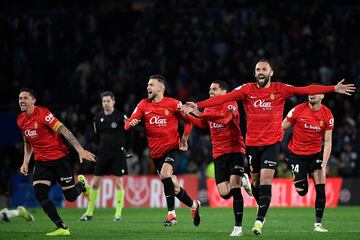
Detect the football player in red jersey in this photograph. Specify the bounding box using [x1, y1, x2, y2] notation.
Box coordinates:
[181, 59, 356, 235]
[124, 75, 201, 227]
[184, 80, 253, 236]
[282, 93, 333, 233]
[17, 88, 95, 236]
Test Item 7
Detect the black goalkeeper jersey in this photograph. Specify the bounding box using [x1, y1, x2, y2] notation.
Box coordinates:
[94, 110, 126, 156]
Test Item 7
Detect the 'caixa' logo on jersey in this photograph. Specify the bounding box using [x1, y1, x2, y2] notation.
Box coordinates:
[149, 116, 167, 126]
[24, 129, 38, 138]
[253, 100, 272, 110]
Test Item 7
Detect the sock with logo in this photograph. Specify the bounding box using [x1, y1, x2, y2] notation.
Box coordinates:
[231, 188, 244, 226]
[85, 188, 99, 216]
[256, 184, 271, 222]
[315, 184, 326, 223]
[175, 187, 193, 207]
[115, 189, 125, 217]
[34, 184, 66, 228]
[161, 177, 175, 211]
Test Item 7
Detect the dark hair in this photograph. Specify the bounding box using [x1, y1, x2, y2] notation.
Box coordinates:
[257, 59, 273, 70]
[212, 80, 229, 92]
[100, 91, 115, 100]
[20, 88, 36, 99]
[149, 74, 167, 89]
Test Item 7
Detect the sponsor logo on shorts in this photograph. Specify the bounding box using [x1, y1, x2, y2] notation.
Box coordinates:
[264, 160, 277, 167]
[60, 177, 73, 183]
[233, 165, 244, 172]
[316, 159, 322, 163]
[165, 157, 175, 162]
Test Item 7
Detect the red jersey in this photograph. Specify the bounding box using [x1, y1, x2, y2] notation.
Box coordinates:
[17, 106, 68, 161]
[286, 102, 334, 155]
[187, 101, 245, 158]
[124, 97, 192, 158]
[197, 82, 335, 146]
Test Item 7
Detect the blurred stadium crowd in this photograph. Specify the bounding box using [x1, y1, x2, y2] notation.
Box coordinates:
[1, 0, 359, 196]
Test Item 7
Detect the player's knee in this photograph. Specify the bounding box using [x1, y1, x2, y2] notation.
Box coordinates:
[63, 188, 80, 202]
[34, 184, 50, 203]
[294, 179, 308, 196]
[159, 173, 171, 179]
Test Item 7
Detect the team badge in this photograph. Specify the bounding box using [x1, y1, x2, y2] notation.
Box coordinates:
[165, 109, 169, 115]
[319, 120, 324, 127]
[270, 93, 275, 100]
[34, 121, 38, 129]
[111, 122, 118, 128]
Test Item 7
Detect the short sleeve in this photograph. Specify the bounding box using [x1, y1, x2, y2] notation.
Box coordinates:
[325, 112, 334, 130]
[40, 108, 62, 131]
[286, 107, 298, 124]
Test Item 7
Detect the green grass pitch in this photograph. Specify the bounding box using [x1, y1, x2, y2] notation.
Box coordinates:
[1, 207, 359, 239]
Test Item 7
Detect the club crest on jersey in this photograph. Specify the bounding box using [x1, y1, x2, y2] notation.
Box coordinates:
[227, 105, 236, 112]
[34, 121, 38, 129]
[270, 93, 275, 100]
[111, 122, 117, 128]
[165, 109, 169, 115]
[319, 120, 324, 127]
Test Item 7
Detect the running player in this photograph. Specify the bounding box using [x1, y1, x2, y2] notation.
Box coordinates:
[124, 75, 201, 227]
[184, 80, 252, 236]
[17, 88, 95, 236]
[282, 93, 333, 232]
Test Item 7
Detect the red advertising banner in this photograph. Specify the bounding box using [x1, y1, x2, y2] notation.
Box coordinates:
[65, 175, 198, 208]
[207, 178, 342, 207]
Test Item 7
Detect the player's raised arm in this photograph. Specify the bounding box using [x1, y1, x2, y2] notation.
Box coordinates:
[284, 79, 356, 98]
[182, 85, 247, 113]
[57, 124, 96, 163]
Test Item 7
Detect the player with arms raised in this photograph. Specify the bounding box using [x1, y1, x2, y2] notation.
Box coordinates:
[181, 59, 355, 235]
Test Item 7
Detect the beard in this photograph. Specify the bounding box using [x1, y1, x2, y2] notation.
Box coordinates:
[255, 75, 270, 87]
[147, 93, 156, 100]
